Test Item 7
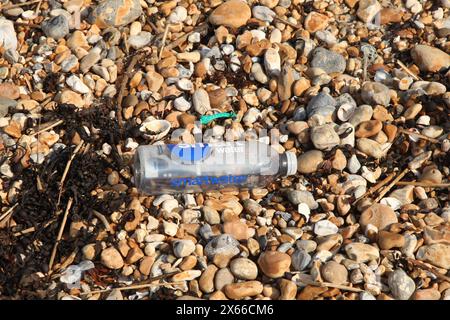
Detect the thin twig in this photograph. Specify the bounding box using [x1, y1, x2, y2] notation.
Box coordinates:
[398, 128, 439, 144]
[116, 53, 143, 129]
[0, 203, 18, 223]
[29, 120, 64, 137]
[396, 59, 421, 81]
[165, 23, 208, 51]
[1, 0, 41, 9]
[58, 248, 79, 272]
[80, 272, 180, 296]
[395, 181, 450, 188]
[158, 23, 171, 60]
[354, 171, 396, 202]
[48, 198, 73, 273]
[374, 168, 410, 203]
[301, 280, 363, 293]
[56, 141, 84, 208]
[13, 218, 56, 237]
[34, 0, 42, 14]
[407, 259, 450, 282]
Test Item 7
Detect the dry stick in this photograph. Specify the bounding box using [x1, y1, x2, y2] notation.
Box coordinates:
[158, 23, 171, 60]
[57, 248, 79, 271]
[407, 259, 450, 283]
[398, 128, 440, 144]
[0, 203, 18, 222]
[1, 0, 41, 9]
[56, 141, 84, 208]
[48, 198, 73, 273]
[165, 23, 208, 51]
[80, 272, 180, 296]
[396, 59, 421, 81]
[302, 280, 363, 293]
[14, 217, 57, 237]
[396, 181, 450, 188]
[34, 0, 43, 14]
[354, 171, 396, 202]
[116, 53, 143, 129]
[374, 168, 410, 203]
[29, 120, 64, 137]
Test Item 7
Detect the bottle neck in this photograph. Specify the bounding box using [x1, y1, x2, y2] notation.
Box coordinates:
[278, 152, 297, 177]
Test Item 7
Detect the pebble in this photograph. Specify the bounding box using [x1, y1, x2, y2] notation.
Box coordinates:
[314, 220, 339, 236]
[321, 261, 348, 285]
[360, 203, 398, 232]
[297, 150, 324, 174]
[230, 258, 258, 280]
[357, 0, 382, 23]
[278, 63, 295, 101]
[93, 0, 143, 27]
[0, 18, 18, 51]
[378, 231, 405, 250]
[252, 6, 276, 23]
[42, 15, 69, 40]
[310, 124, 340, 151]
[357, 138, 390, 159]
[345, 243, 380, 262]
[411, 45, 450, 72]
[209, 0, 251, 28]
[101, 247, 124, 269]
[214, 268, 234, 291]
[173, 240, 196, 258]
[286, 190, 317, 209]
[204, 234, 240, 260]
[66, 75, 90, 94]
[192, 88, 211, 115]
[128, 32, 152, 49]
[355, 120, 382, 138]
[416, 244, 450, 269]
[310, 48, 346, 74]
[291, 249, 311, 271]
[223, 281, 263, 300]
[388, 269, 416, 300]
[258, 251, 291, 278]
[361, 82, 391, 107]
[306, 91, 336, 119]
[199, 264, 217, 293]
[264, 48, 281, 77]
[413, 289, 441, 300]
[304, 12, 329, 33]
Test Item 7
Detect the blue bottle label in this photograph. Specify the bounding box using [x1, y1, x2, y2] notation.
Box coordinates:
[168, 143, 211, 164]
[170, 175, 248, 187]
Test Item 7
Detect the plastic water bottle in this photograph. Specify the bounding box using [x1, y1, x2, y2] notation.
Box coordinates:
[133, 141, 297, 194]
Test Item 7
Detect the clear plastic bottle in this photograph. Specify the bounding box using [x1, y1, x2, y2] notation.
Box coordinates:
[133, 141, 297, 194]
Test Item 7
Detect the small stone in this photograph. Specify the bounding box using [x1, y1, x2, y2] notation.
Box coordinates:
[230, 258, 258, 280]
[0, 18, 17, 51]
[192, 88, 211, 115]
[297, 150, 324, 174]
[252, 5, 276, 23]
[42, 15, 69, 40]
[306, 91, 337, 119]
[355, 120, 382, 138]
[389, 185, 414, 205]
[214, 268, 234, 291]
[420, 166, 442, 184]
[291, 249, 311, 271]
[209, 0, 252, 29]
[264, 48, 281, 77]
[361, 82, 391, 106]
[357, 0, 382, 23]
[378, 231, 405, 250]
[310, 124, 340, 151]
[203, 206, 221, 225]
[411, 45, 450, 73]
[304, 12, 329, 33]
[286, 190, 318, 209]
[360, 203, 398, 232]
[258, 251, 291, 278]
[356, 138, 390, 159]
[278, 63, 295, 101]
[279, 279, 297, 300]
[345, 243, 380, 262]
[128, 32, 152, 49]
[204, 234, 240, 260]
[66, 75, 90, 94]
[416, 244, 450, 269]
[163, 221, 178, 236]
[310, 48, 346, 74]
[388, 269, 416, 300]
[139, 256, 155, 276]
[413, 289, 441, 300]
[223, 220, 250, 241]
[0, 83, 20, 100]
[321, 261, 348, 285]
[314, 220, 339, 236]
[126, 247, 144, 264]
[173, 239, 196, 258]
[101, 247, 124, 269]
[332, 149, 347, 171]
[199, 264, 218, 293]
[223, 281, 263, 300]
[94, 0, 143, 27]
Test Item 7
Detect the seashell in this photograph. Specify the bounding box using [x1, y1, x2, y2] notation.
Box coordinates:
[140, 117, 171, 141]
[337, 103, 356, 121]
